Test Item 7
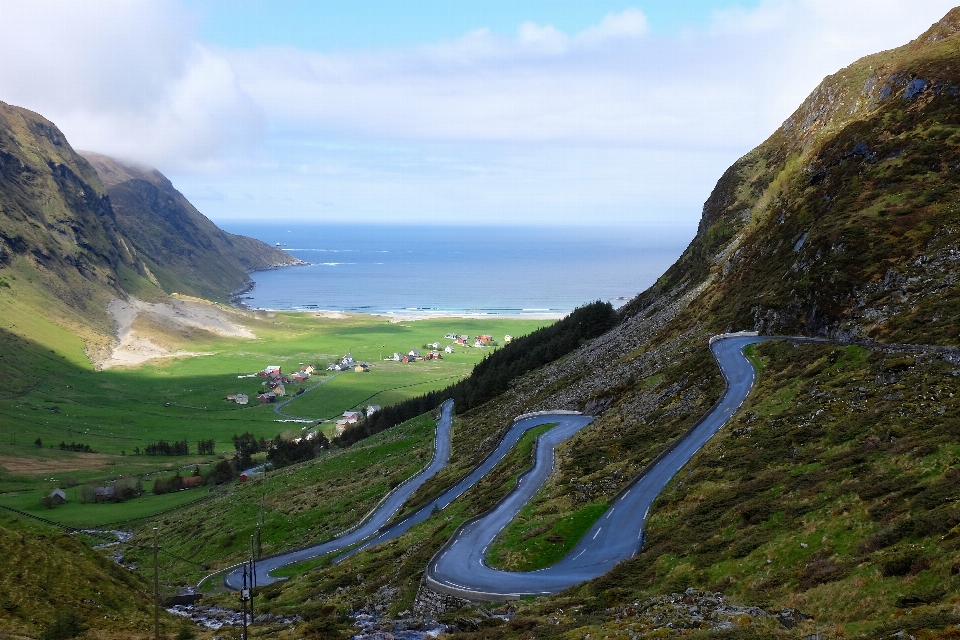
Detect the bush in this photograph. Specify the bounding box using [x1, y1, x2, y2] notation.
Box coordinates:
[40, 610, 86, 640]
[206, 458, 237, 485]
[153, 471, 185, 495]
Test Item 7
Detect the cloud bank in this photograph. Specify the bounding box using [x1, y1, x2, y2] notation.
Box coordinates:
[0, 0, 956, 223]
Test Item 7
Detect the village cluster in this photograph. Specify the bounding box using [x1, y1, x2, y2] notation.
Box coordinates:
[383, 333, 511, 362]
[223, 331, 514, 407]
[227, 363, 319, 404]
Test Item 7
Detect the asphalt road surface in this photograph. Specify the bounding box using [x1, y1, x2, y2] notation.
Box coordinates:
[424, 334, 778, 599]
[332, 412, 594, 564]
[224, 398, 455, 589]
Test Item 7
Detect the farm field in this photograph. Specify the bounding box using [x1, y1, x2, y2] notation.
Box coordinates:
[0, 309, 552, 527]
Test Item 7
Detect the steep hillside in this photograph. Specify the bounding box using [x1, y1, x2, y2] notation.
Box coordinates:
[0, 514, 175, 639]
[627, 7, 960, 346]
[0, 102, 142, 328]
[81, 152, 299, 302]
[0, 102, 297, 372]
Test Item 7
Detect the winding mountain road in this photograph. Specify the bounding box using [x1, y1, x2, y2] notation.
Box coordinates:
[423, 334, 804, 599]
[225, 334, 810, 597]
[224, 398, 456, 589]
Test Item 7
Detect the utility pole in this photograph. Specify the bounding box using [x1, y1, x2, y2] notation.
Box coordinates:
[249, 534, 256, 624]
[153, 527, 159, 640]
[241, 564, 249, 640]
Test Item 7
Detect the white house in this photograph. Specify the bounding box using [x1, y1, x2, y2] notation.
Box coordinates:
[366, 404, 381, 417]
[343, 411, 361, 423]
[235, 394, 249, 405]
[504, 334, 513, 343]
[444, 345, 455, 354]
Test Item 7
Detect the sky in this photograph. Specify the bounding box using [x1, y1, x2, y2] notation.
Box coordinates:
[0, 0, 957, 226]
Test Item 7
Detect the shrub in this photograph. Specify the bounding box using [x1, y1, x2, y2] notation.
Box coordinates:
[40, 610, 86, 640]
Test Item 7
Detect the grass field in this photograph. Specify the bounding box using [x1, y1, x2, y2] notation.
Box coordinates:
[0, 310, 552, 528]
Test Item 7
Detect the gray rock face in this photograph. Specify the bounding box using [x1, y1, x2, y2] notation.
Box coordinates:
[607, 588, 810, 634]
[413, 578, 471, 617]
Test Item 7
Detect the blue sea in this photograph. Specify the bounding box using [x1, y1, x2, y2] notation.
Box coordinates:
[221, 224, 695, 316]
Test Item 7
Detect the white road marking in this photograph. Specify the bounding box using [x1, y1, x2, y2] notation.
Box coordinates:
[593, 528, 602, 540]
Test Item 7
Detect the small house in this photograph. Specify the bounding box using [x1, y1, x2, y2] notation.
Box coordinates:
[343, 411, 360, 423]
[409, 349, 420, 357]
[263, 365, 281, 376]
[335, 421, 348, 435]
[504, 334, 513, 343]
[94, 486, 116, 503]
[354, 363, 369, 372]
[48, 488, 67, 505]
[444, 345, 455, 354]
[258, 392, 277, 403]
[340, 353, 355, 367]
[235, 394, 249, 405]
[474, 339, 485, 348]
[389, 353, 402, 361]
[366, 405, 381, 417]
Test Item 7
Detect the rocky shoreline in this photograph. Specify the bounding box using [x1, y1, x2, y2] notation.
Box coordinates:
[230, 258, 308, 308]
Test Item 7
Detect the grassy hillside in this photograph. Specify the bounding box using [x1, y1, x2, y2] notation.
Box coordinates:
[0, 513, 165, 639]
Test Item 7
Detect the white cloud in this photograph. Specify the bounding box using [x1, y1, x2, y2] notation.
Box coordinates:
[576, 8, 649, 43]
[0, 0, 263, 171]
[0, 0, 957, 223]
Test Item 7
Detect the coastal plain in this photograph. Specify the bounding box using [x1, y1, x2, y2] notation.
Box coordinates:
[0, 306, 550, 523]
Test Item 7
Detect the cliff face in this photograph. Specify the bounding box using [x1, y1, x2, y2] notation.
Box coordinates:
[81, 152, 300, 302]
[0, 102, 138, 315]
[0, 102, 297, 363]
[624, 7, 960, 346]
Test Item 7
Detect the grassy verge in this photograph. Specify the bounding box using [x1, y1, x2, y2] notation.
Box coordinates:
[578, 340, 960, 637]
[122, 411, 440, 589]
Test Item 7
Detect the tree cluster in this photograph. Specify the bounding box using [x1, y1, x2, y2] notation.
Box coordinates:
[334, 301, 618, 447]
[78, 477, 143, 503]
[267, 432, 330, 469]
[143, 439, 189, 456]
[232, 432, 267, 469]
[152, 471, 186, 495]
[58, 441, 93, 453]
[197, 438, 216, 455]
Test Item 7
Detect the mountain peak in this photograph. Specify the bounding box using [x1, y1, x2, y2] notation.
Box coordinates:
[914, 6, 960, 46]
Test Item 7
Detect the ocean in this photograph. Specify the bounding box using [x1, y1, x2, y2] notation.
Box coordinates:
[220, 224, 696, 317]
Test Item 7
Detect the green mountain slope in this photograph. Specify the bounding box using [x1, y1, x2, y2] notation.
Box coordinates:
[0, 101, 298, 371]
[629, 7, 960, 345]
[81, 152, 299, 302]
